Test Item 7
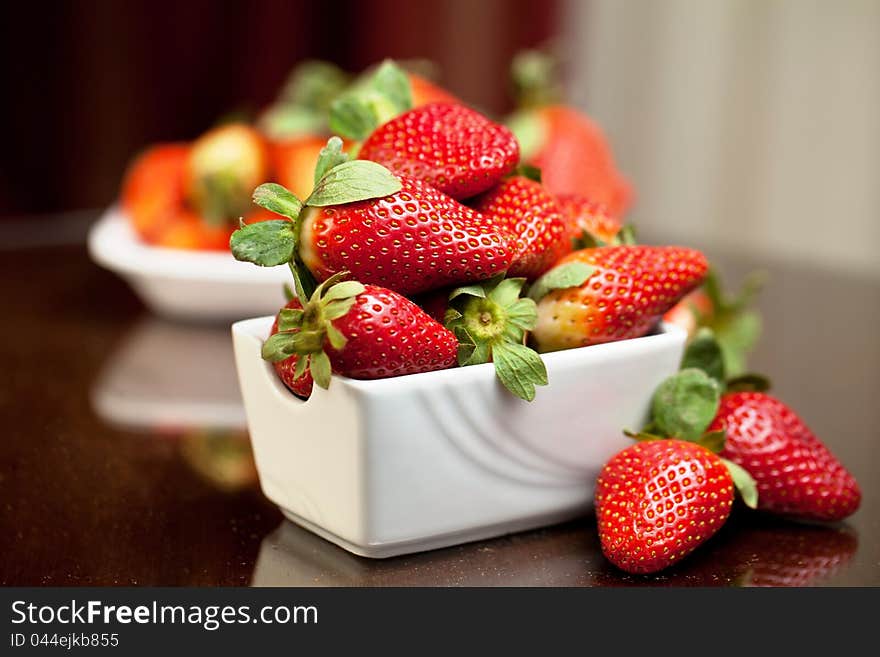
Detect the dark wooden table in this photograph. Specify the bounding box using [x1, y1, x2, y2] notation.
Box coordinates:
[2, 215, 878, 586]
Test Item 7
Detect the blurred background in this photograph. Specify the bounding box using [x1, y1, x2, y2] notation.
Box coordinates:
[2, 0, 878, 276]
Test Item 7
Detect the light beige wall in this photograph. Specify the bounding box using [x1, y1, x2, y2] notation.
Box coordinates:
[563, 0, 880, 277]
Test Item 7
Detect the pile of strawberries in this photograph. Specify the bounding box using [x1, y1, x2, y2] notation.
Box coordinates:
[214, 57, 858, 576]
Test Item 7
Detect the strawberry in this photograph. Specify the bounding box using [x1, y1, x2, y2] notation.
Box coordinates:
[183, 123, 269, 225]
[263, 274, 458, 397]
[122, 143, 190, 243]
[555, 193, 622, 245]
[470, 176, 572, 280]
[663, 288, 713, 339]
[233, 139, 516, 297]
[709, 392, 861, 522]
[508, 105, 631, 216]
[357, 102, 519, 200]
[530, 245, 708, 352]
[595, 439, 734, 574]
[408, 72, 459, 107]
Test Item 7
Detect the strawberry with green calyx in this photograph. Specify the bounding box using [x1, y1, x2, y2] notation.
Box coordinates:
[470, 175, 572, 280]
[529, 245, 709, 353]
[328, 60, 414, 142]
[664, 268, 765, 376]
[507, 51, 632, 216]
[233, 137, 516, 297]
[265, 272, 459, 398]
[445, 276, 547, 402]
[556, 193, 622, 247]
[595, 438, 735, 575]
[184, 123, 270, 225]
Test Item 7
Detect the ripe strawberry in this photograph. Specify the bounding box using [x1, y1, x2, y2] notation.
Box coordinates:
[471, 176, 572, 280]
[184, 123, 269, 225]
[531, 246, 708, 352]
[509, 105, 632, 216]
[663, 289, 713, 339]
[709, 392, 861, 521]
[299, 174, 515, 296]
[270, 135, 331, 200]
[595, 439, 734, 574]
[122, 143, 190, 243]
[263, 275, 458, 397]
[555, 193, 622, 245]
[408, 72, 459, 107]
[358, 103, 519, 199]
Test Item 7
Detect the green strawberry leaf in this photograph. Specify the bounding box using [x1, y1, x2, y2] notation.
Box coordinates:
[516, 164, 542, 183]
[252, 183, 304, 220]
[623, 429, 665, 442]
[328, 96, 377, 141]
[293, 354, 309, 380]
[322, 280, 366, 302]
[306, 160, 401, 207]
[313, 137, 350, 187]
[283, 283, 296, 302]
[651, 368, 722, 441]
[726, 373, 772, 393]
[488, 277, 527, 307]
[720, 458, 759, 509]
[616, 225, 637, 246]
[680, 327, 726, 384]
[696, 428, 726, 453]
[325, 323, 347, 351]
[261, 332, 298, 362]
[528, 262, 595, 301]
[309, 350, 332, 389]
[370, 59, 412, 116]
[491, 341, 548, 402]
[505, 298, 538, 331]
[449, 284, 488, 301]
[258, 105, 326, 140]
[277, 308, 304, 331]
[230, 220, 296, 267]
[572, 230, 605, 250]
[323, 298, 359, 320]
[716, 311, 762, 377]
[506, 110, 546, 161]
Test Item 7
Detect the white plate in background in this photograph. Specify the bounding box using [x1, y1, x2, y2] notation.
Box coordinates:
[88, 207, 290, 322]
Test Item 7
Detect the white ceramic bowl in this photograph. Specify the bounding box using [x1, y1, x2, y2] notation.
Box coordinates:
[233, 316, 686, 558]
[88, 207, 290, 322]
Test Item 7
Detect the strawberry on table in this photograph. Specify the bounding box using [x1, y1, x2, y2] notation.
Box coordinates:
[710, 392, 861, 522]
[530, 245, 708, 352]
[471, 175, 571, 280]
[595, 439, 735, 574]
[232, 137, 515, 297]
[263, 274, 458, 399]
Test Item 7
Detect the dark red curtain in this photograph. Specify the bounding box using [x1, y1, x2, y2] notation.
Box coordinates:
[0, 0, 558, 217]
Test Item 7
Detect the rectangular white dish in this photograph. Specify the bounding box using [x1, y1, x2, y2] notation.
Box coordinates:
[232, 316, 686, 558]
[88, 207, 290, 322]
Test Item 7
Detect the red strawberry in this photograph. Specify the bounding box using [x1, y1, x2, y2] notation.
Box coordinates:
[471, 176, 572, 280]
[408, 72, 459, 107]
[595, 439, 734, 574]
[509, 105, 632, 216]
[709, 392, 861, 521]
[358, 102, 519, 199]
[555, 193, 622, 245]
[299, 174, 515, 296]
[531, 246, 708, 352]
[264, 275, 459, 398]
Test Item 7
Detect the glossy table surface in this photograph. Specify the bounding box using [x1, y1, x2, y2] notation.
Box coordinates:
[2, 215, 878, 586]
